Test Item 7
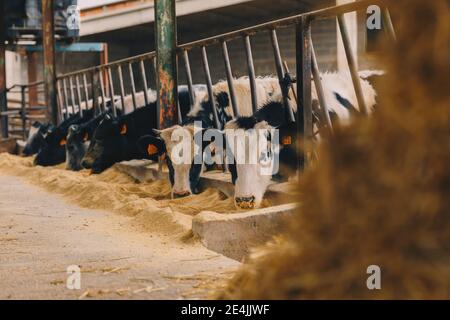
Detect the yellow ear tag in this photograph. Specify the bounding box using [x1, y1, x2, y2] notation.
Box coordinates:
[60, 139, 66, 146]
[120, 124, 127, 135]
[147, 144, 158, 156]
[83, 133, 89, 141]
[282, 135, 292, 145]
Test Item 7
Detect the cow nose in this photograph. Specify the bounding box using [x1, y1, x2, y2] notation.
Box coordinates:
[81, 159, 91, 169]
[235, 196, 256, 209]
[173, 191, 191, 199]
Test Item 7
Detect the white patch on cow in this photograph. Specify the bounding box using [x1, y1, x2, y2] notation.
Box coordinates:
[225, 121, 278, 209]
[187, 76, 295, 119]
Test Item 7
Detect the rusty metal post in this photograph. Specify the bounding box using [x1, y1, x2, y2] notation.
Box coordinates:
[27, 52, 39, 108]
[42, 0, 58, 125]
[0, 0, 8, 138]
[155, 0, 178, 129]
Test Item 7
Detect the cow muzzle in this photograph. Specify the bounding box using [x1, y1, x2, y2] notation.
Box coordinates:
[235, 196, 256, 209]
[173, 191, 191, 199]
[81, 158, 92, 169]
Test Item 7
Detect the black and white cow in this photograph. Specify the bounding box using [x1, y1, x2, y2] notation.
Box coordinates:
[34, 108, 95, 167]
[21, 121, 55, 156]
[137, 76, 289, 198]
[224, 71, 381, 209]
[81, 85, 206, 173]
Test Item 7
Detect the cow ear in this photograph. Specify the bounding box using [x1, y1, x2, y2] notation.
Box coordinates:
[119, 123, 127, 135]
[137, 135, 166, 156]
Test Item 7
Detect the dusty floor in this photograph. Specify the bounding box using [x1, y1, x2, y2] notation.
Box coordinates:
[0, 173, 239, 300]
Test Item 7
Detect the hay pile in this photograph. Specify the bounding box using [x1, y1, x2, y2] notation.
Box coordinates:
[220, 0, 450, 299]
[0, 153, 238, 237]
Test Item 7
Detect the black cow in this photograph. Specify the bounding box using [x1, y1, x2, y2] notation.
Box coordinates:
[65, 111, 112, 171]
[34, 108, 95, 167]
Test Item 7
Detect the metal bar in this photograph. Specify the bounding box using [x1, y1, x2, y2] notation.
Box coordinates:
[75, 75, 83, 117]
[91, 71, 100, 114]
[56, 80, 65, 122]
[155, 0, 178, 129]
[0, 0, 8, 138]
[21, 86, 27, 140]
[311, 40, 333, 134]
[107, 68, 117, 116]
[139, 60, 149, 106]
[62, 78, 70, 117]
[297, 17, 313, 170]
[178, 0, 387, 51]
[117, 65, 126, 112]
[182, 50, 195, 108]
[69, 76, 77, 115]
[382, 7, 397, 42]
[270, 29, 295, 123]
[244, 36, 258, 114]
[98, 70, 107, 112]
[201, 46, 221, 130]
[337, 15, 369, 115]
[42, 0, 58, 125]
[82, 74, 90, 112]
[128, 63, 138, 110]
[221, 41, 239, 118]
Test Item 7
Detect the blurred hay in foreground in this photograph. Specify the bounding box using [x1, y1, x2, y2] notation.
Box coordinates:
[221, 0, 450, 299]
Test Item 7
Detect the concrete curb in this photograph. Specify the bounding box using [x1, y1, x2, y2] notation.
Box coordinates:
[192, 203, 298, 261]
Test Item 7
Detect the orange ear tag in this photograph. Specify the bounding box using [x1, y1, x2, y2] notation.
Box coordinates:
[147, 144, 158, 156]
[120, 124, 127, 135]
[282, 136, 292, 145]
[60, 139, 66, 146]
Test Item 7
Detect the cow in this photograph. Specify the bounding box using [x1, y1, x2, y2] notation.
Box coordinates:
[64, 89, 161, 171]
[136, 76, 290, 198]
[81, 85, 206, 174]
[224, 71, 380, 209]
[21, 121, 54, 156]
[65, 112, 110, 171]
[34, 108, 95, 167]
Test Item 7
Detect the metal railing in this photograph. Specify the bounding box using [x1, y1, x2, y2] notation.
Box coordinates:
[5, 0, 395, 168]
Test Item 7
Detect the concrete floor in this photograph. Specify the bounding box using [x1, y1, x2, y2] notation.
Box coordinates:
[0, 174, 238, 300]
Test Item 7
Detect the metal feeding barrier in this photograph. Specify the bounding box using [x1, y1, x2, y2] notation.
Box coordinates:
[3, 0, 395, 171]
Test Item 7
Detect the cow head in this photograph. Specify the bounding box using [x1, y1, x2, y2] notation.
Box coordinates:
[81, 113, 129, 173]
[138, 123, 219, 198]
[23, 122, 53, 156]
[66, 124, 90, 171]
[224, 119, 280, 210]
[34, 126, 68, 166]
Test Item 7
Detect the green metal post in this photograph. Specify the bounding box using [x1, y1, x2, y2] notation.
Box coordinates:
[155, 0, 178, 129]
